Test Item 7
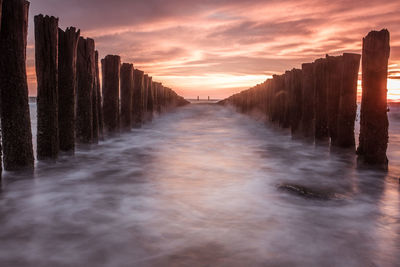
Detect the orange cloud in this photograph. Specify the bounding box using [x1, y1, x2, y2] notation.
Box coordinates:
[27, 0, 400, 99]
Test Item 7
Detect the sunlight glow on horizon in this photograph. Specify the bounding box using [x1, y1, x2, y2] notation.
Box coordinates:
[27, 0, 400, 100]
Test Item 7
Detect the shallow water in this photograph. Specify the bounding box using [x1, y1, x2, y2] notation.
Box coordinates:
[0, 103, 399, 266]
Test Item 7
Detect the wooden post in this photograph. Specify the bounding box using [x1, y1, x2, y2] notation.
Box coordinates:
[155, 82, 161, 109]
[146, 76, 154, 121]
[272, 75, 285, 125]
[92, 59, 99, 144]
[0, 0, 2, 31]
[102, 55, 121, 134]
[266, 80, 272, 120]
[143, 74, 149, 122]
[326, 55, 343, 146]
[336, 53, 361, 148]
[35, 15, 59, 160]
[76, 37, 95, 144]
[58, 27, 80, 153]
[282, 71, 291, 128]
[132, 69, 144, 127]
[0, 0, 34, 171]
[269, 76, 277, 122]
[314, 58, 329, 143]
[357, 30, 390, 169]
[289, 69, 303, 137]
[120, 63, 133, 130]
[95, 51, 104, 140]
[0, 0, 2, 178]
[299, 63, 315, 141]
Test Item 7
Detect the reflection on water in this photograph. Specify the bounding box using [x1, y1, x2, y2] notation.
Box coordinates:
[0, 103, 399, 266]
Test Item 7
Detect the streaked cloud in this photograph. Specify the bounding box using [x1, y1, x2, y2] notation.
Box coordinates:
[27, 0, 400, 100]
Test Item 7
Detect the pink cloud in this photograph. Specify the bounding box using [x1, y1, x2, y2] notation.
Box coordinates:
[27, 0, 400, 99]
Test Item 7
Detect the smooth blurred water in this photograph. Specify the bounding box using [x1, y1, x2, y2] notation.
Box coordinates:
[0, 102, 399, 266]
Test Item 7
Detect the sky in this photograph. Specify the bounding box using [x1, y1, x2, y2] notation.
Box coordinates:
[27, 0, 400, 100]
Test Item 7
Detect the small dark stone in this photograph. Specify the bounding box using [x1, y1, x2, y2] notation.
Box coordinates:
[277, 183, 345, 201]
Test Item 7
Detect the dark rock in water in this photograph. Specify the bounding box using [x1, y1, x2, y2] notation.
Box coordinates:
[277, 183, 345, 201]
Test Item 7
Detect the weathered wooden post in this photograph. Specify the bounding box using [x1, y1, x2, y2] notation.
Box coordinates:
[266, 80, 273, 120]
[143, 74, 149, 121]
[158, 84, 165, 113]
[289, 69, 303, 137]
[120, 63, 133, 130]
[336, 53, 361, 148]
[281, 72, 291, 128]
[0, 0, 34, 170]
[92, 63, 99, 144]
[146, 76, 154, 121]
[314, 58, 329, 143]
[269, 76, 277, 122]
[326, 55, 343, 146]
[35, 15, 59, 160]
[272, 74, 285, 125]
[357, 30, 390, 170]
[0, 0, 2, 178]
[95, 51, 104, 140]
[154, 83, 162, 114]
[76, 37, 95, 144]
[0, 0, 2, 30]
[299, 63, 315, 141]
[132, 69, 144, 126]
[58, 27, 80, 153]
[102, 55, 121, 134]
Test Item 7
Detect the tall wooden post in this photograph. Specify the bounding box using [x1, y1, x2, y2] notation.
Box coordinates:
[120, 63, 133, 130]
[35, 15, 59, 160]
[0, 0, 34, 171]
[0, 0, 2, 30]
[326, 55, 343, 146]
[282, 72, 291, 128]
[76, 37, 95, 144]
[92, 58, 99, 144]
[95, 51, 104, 140]
[289, 69, 303, 137]
[357, 30, 390, 169]
[154, 82, 160, 114]
[336, 53, 361, 148]
[146, 76, 154, 121]
[133, 69, 144, 127]
[275, 75, 285, 125]
[300, 63, 315, 141]
[102, 55, 121, 134]
[58, 27, 80, 153]
[143, 74, 149, 122]
[270, 76, 278, 122]
[0, 0, 3, 178]
[314, 58, 329, 143]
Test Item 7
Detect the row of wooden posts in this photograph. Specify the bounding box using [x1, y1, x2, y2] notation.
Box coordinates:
[0, 0, 189, 177]
[219, 30, 390, 170]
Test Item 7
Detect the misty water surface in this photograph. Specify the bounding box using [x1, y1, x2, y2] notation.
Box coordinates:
[0, 102, 399, 266]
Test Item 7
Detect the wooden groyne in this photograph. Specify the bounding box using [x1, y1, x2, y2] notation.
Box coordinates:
[219, 30, 390, 170]
[0, 0, 189, 177]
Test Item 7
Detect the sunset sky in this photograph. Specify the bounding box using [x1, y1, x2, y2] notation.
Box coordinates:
[27, 0, 400, 100]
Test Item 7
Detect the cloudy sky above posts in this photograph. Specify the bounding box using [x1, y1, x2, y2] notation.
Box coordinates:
[27, 0, 400, 99]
